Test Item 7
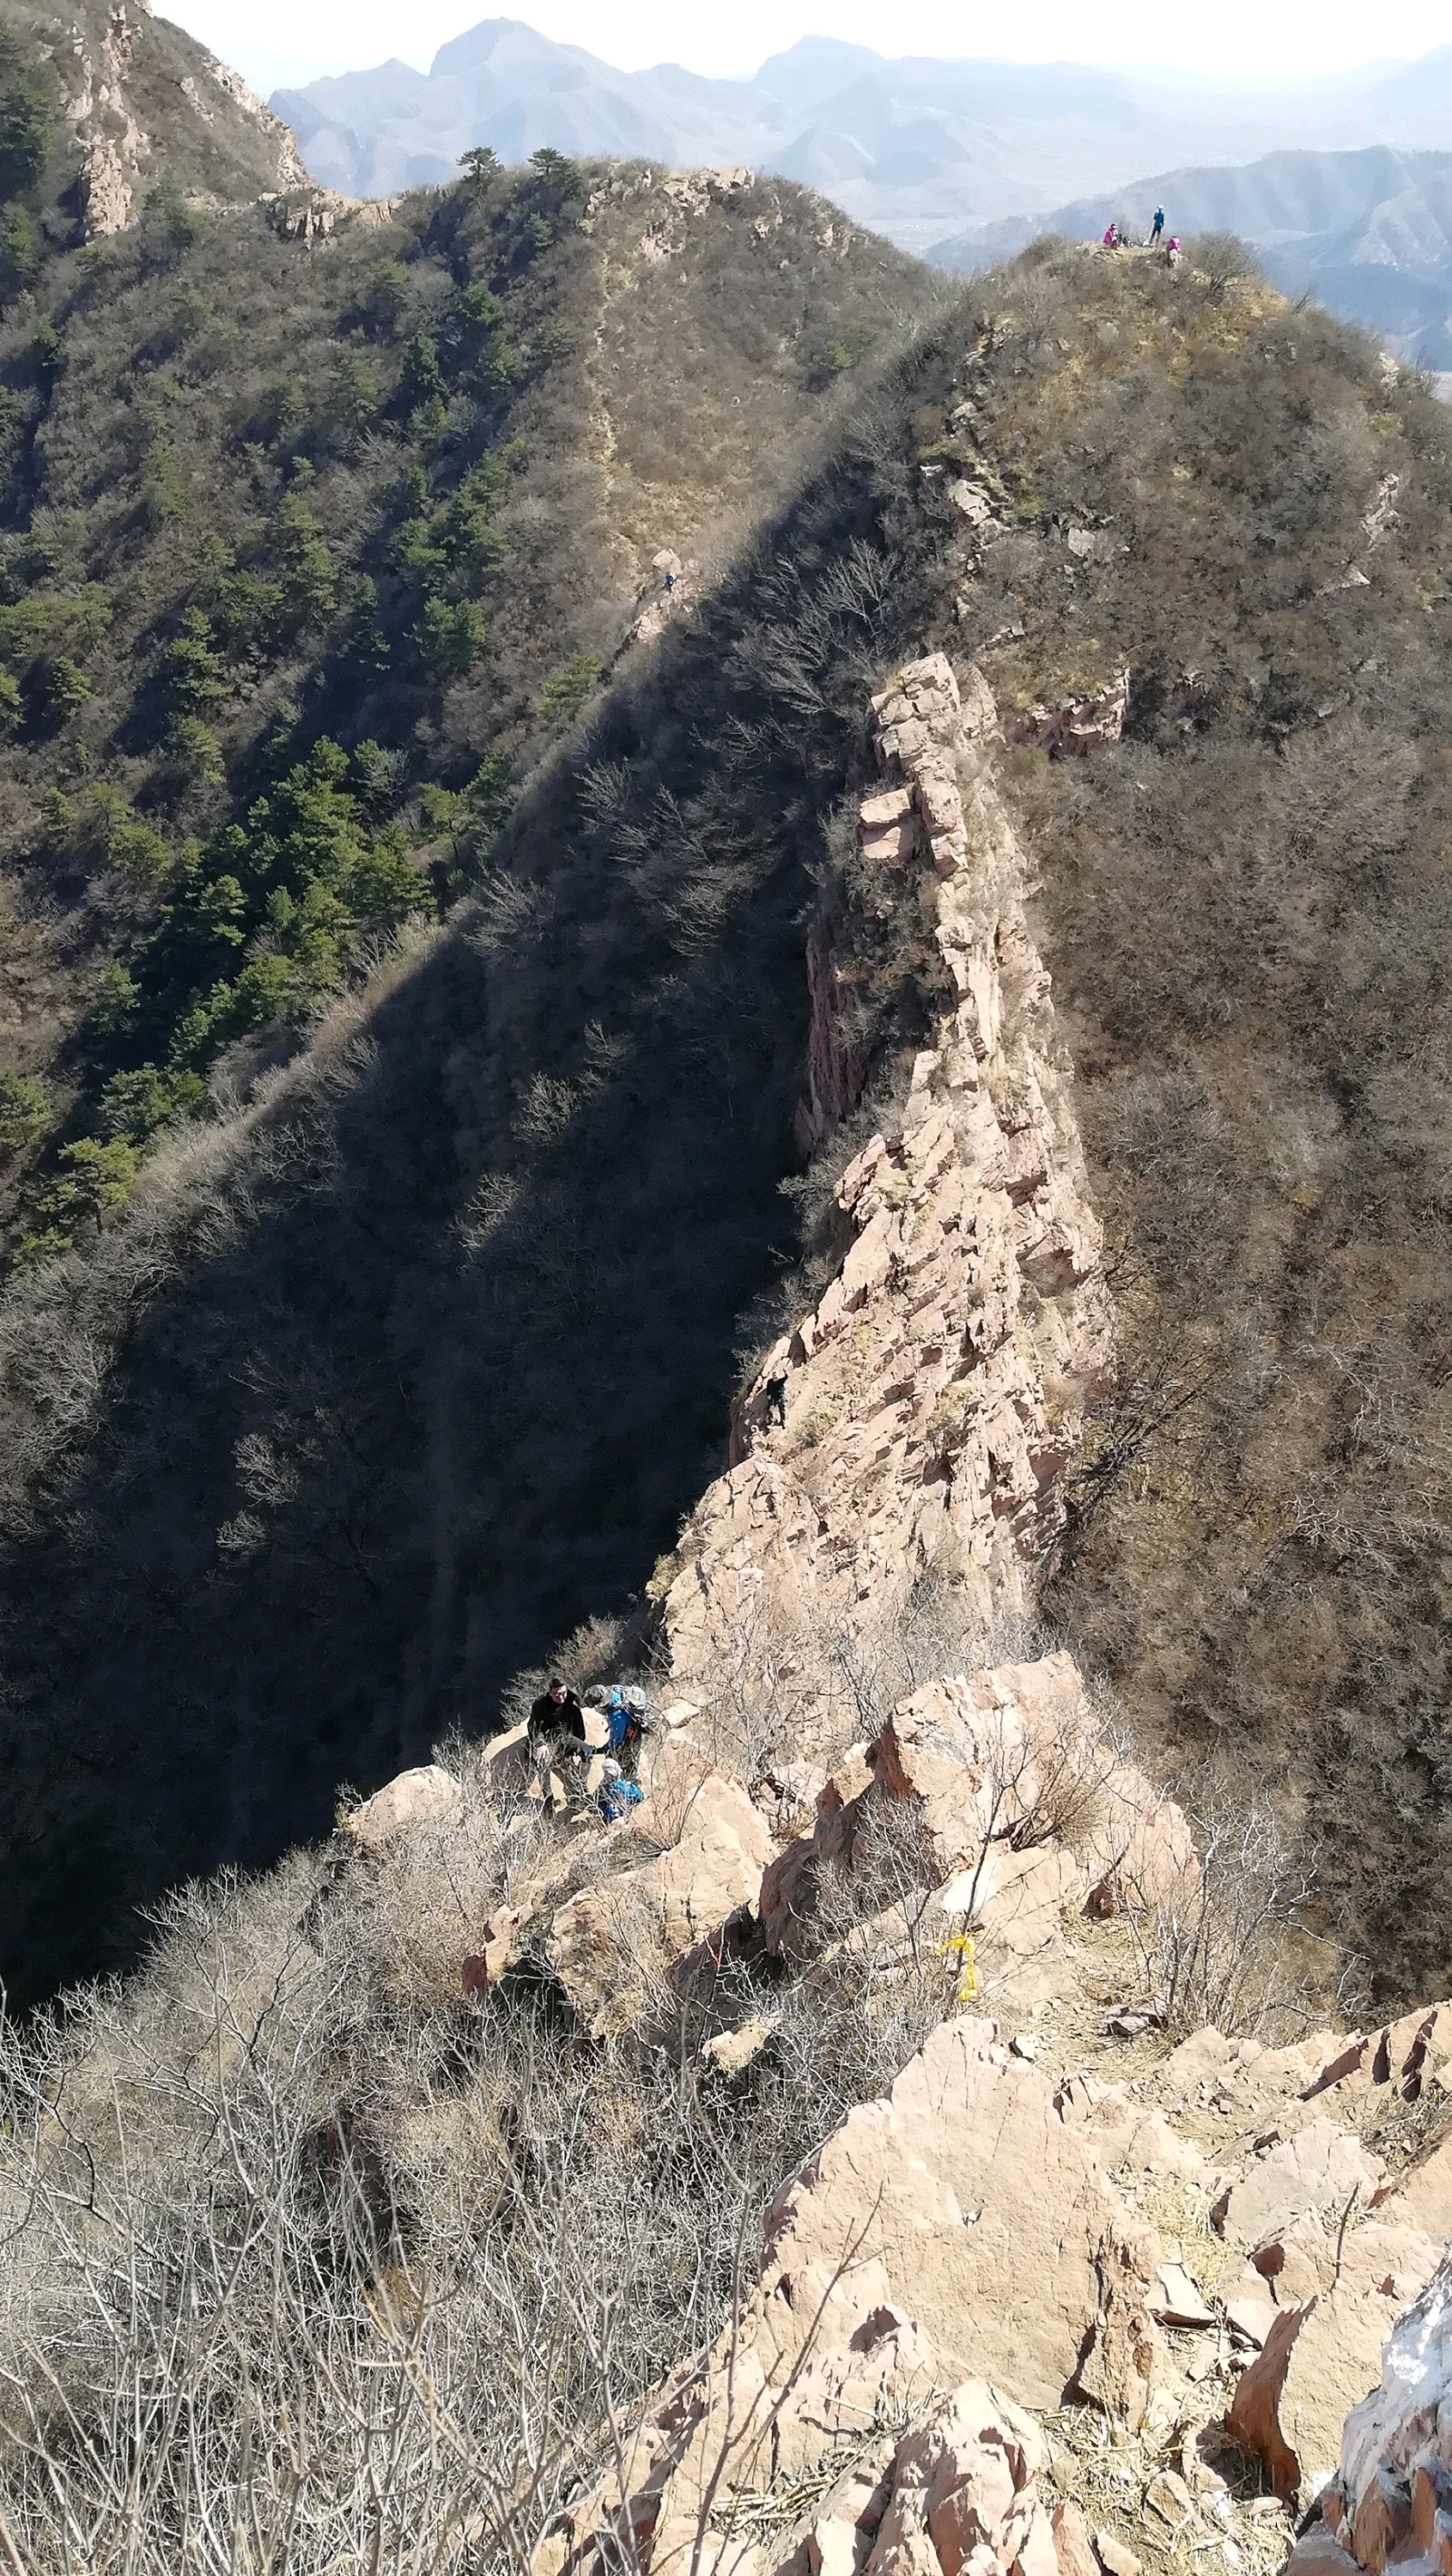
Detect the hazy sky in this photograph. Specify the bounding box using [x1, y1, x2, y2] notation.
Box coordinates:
[167, 0, 1444, 94]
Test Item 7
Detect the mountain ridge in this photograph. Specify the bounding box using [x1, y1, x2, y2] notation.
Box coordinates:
[14, 0, 308, 232]
[269, 17, 1452, 254]
[930, 143, 1452, 367]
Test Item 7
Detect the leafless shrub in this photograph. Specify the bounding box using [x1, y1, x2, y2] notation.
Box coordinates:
[681, 1559, 1045, 1790]
[1124, 1777, 1343, 2040]
[1187, 231, 1264, 296]
[0, 1808, 889, 2574]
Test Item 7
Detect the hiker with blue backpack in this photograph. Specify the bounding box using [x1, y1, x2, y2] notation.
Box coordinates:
[602, 1683, 652, 1777]
[596, 1759, 645, 1824]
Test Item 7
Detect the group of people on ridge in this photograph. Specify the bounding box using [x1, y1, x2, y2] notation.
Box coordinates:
[526, 1675, 652, 1823]
[1101, 208, 1180, 264]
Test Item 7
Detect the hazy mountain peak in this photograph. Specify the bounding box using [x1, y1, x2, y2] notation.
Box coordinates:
[429, 16, 616, 86]
[270, 15, 1452, 258]
[752, 35, 886, 110]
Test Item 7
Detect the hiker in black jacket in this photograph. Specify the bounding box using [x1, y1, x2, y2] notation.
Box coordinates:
[528, 1678, 590, 1804]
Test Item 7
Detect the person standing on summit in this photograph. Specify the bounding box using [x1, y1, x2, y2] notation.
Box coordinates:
[1150, 205, 1165, 245]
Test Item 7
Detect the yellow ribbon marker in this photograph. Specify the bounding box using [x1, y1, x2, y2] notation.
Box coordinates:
[939, 1928, 978, 2004]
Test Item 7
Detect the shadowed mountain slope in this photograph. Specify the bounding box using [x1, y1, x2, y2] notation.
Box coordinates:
[0, 371, 954, 1999]
[0, 147, 931, 1272]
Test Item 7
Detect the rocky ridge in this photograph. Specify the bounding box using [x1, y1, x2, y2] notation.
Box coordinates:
[660, 655, 1114, 1753]
[345, 1649, 1452, 2576]
[20, 0, 309, 232]
[342, 658, 1452, 2576]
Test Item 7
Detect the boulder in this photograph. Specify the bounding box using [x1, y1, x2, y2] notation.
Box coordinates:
[339, 1763, 460, 1850]
[1151, 2263, 1215, 2329]
[1047, 2504, 1097, 2576]
[1303, 2006, 1452, 2114]
[865, 2380, 1054, 2576]
[542, 2017, 1165, 2576]
[1228, 2226, 1442, 2500]
[1377, 2127, 1452, 2245]
[872, 1656, 1095, 1869]
[754, 2015, 1160, 2424]
[544, 1766, 774, 2027]
[1216, 2120, 1388, 2251]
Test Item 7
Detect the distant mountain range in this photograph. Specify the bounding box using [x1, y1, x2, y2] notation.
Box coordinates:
[271, 20, 1452, 255]
[931, 147, 1452, 368]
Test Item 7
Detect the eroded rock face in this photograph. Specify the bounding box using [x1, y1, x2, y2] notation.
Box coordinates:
[1002, 671, 1130, 759]
[540, 2021, 1162, 2576]
[756, 2016, 1161, 2423]
[664, 658, 1113, 1741]
[757, 1651, 1197, 1983]
[46, 0, 310, 234]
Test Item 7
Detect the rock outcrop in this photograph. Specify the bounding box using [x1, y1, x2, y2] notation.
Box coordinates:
[1003, 671, 1131, 758]
[264, 185, 401, 241]
[514, 1650, 1452, 2575]
[26, 0, 310, 232]
[344, 1646, 1452, 2576]
[663, 658, 1112, 1746]
[340, 1761, 461, 1849]
[543, 1754, 775, 2032]
[756, 1650, 1197, 1985]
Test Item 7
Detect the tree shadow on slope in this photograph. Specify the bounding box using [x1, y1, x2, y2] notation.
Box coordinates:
[0, 343, 953, 2002]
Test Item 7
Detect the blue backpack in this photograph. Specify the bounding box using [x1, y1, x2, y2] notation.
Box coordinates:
[598, 1777, 644, 1823]
[604, 1691, 641, 1753]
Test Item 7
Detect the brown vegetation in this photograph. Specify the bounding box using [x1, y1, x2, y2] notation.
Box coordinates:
[0, 1704, 963, 2572]
[0, 204, 1449, 2040]
[934, 244, 1452, 2002]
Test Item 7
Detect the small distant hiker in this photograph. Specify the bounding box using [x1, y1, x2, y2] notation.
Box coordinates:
[1150, 205, 1164, 245]
[1166, 235, 1182, 269]
[596, 1758, 645, 1825]
[1102, 222, 1118, 250]
[528, 1676, 590, 1805]
[762, 1374, 787, 1429]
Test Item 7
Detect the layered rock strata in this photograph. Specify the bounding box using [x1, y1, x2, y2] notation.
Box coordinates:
[662, 657, 1112, 1728]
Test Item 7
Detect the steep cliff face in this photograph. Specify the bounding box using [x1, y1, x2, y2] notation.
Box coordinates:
[17, 0, 309, 228]
[665, 655, 1112, 1717]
